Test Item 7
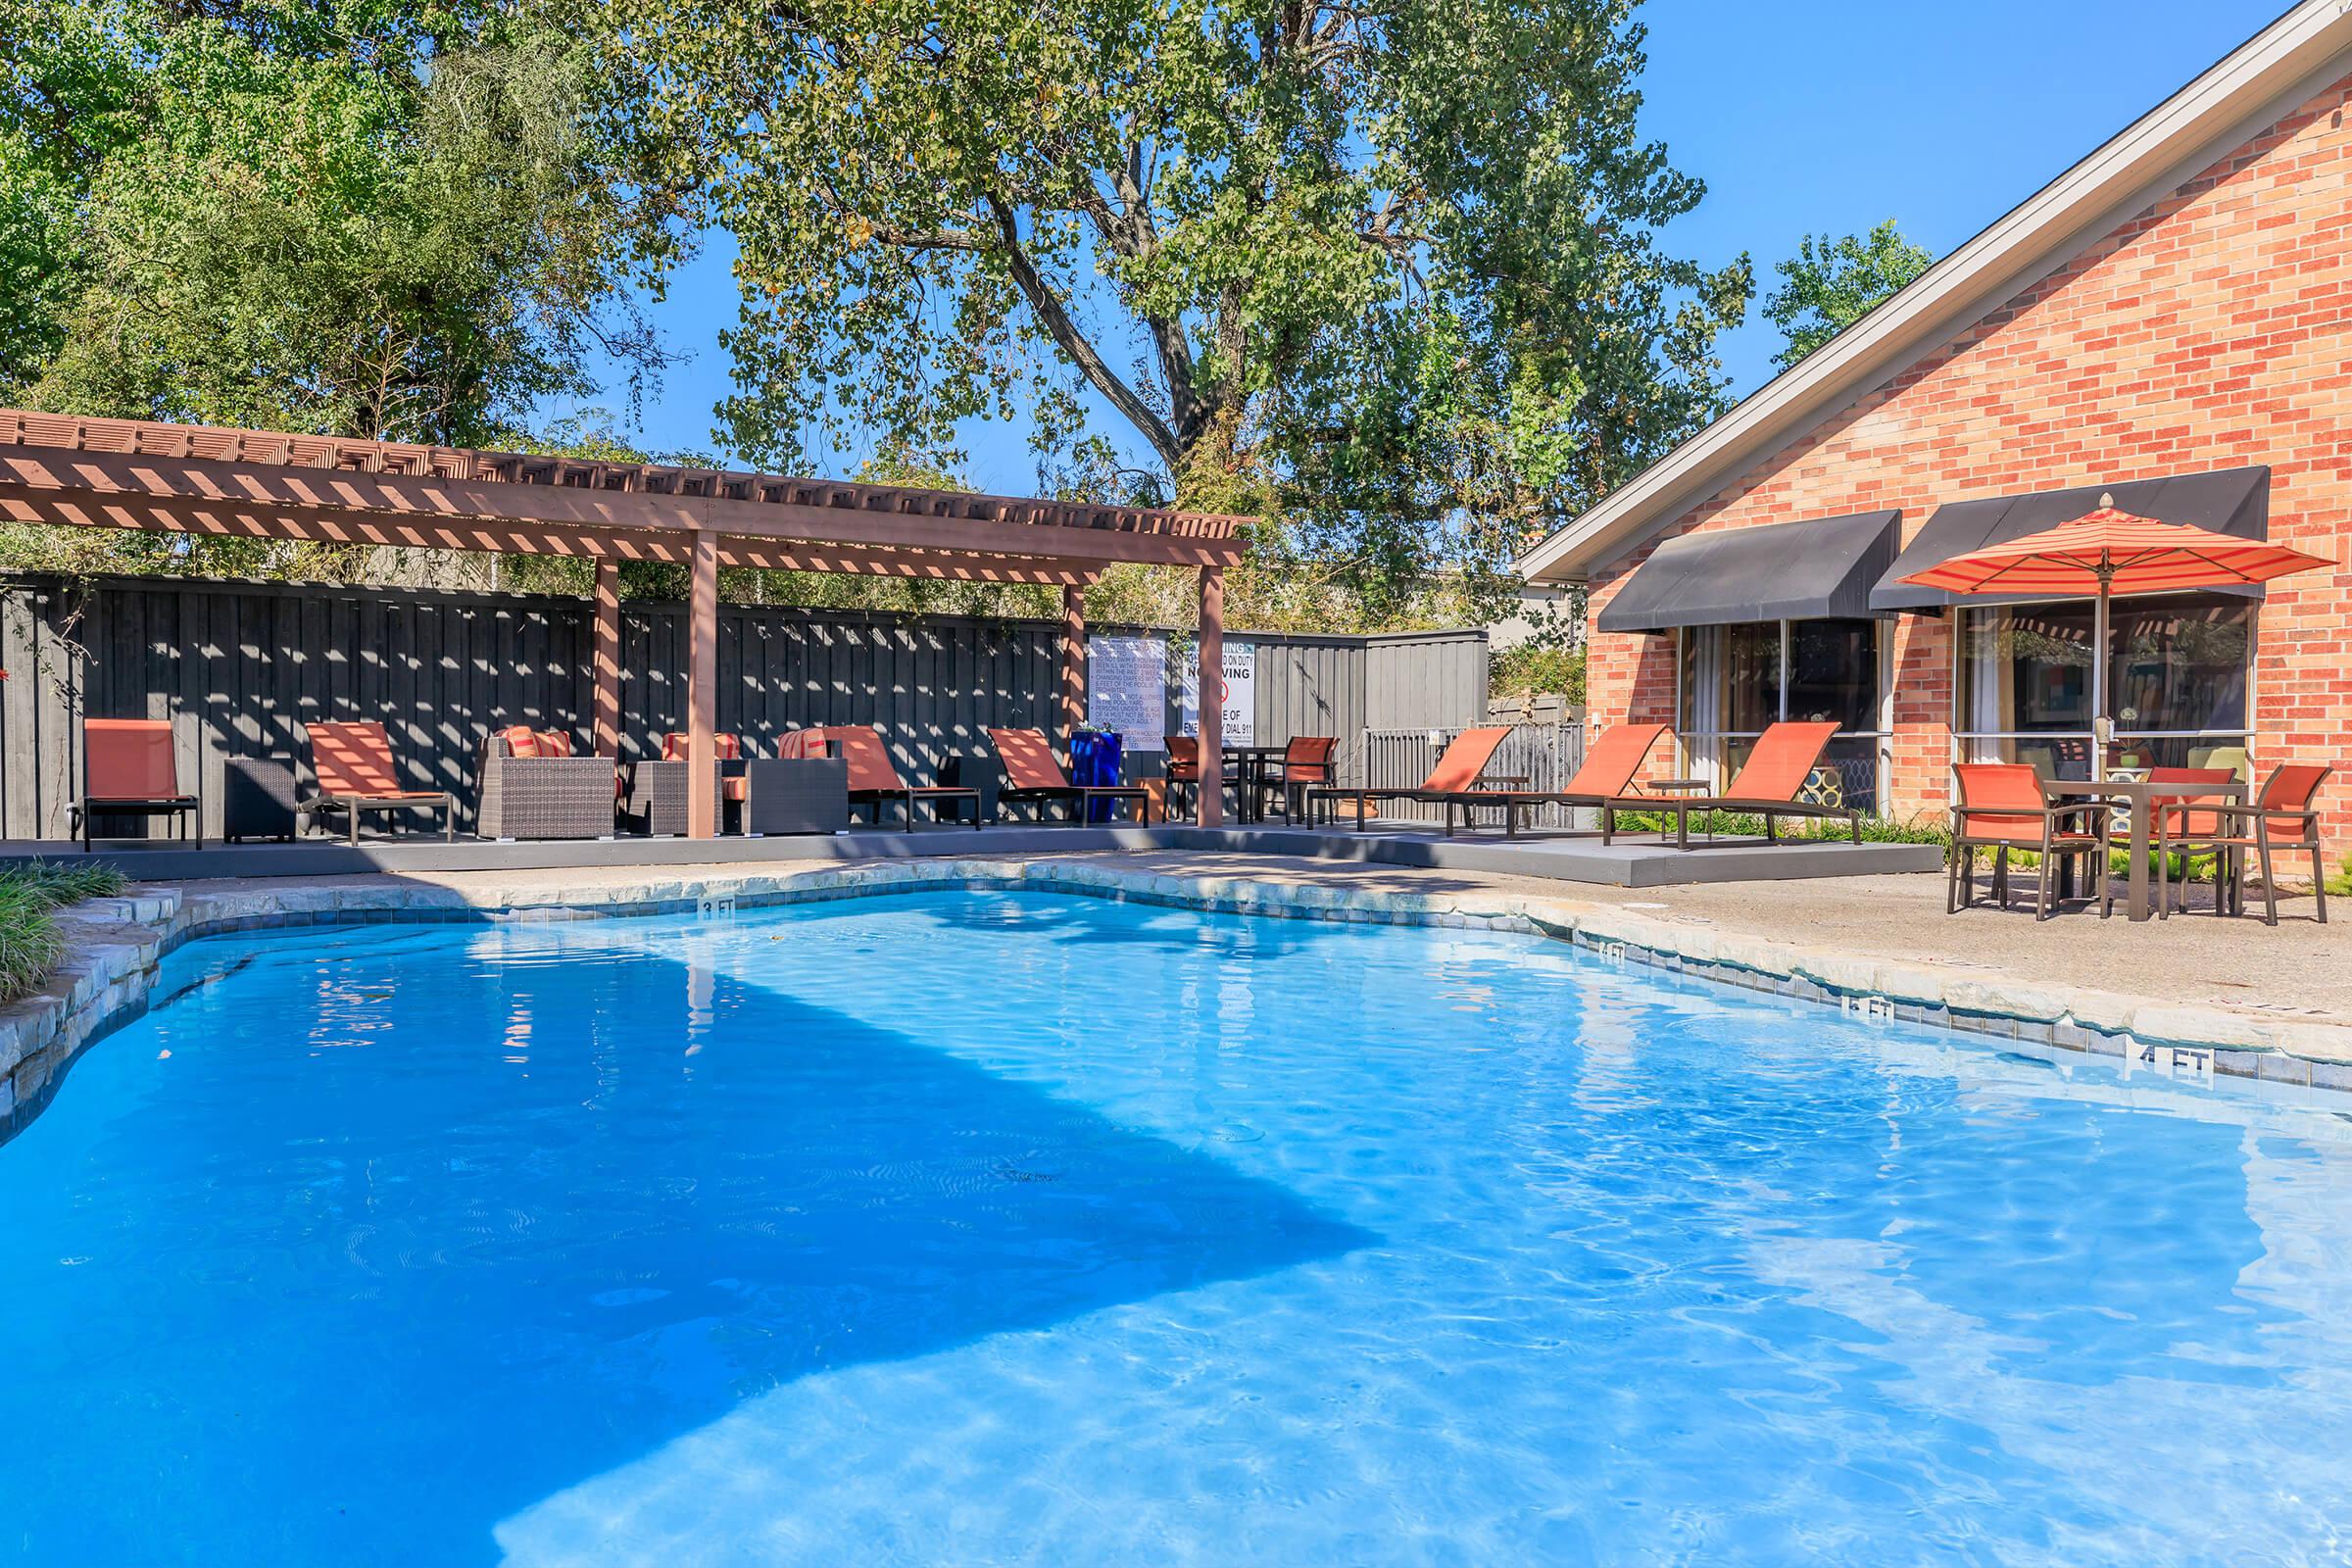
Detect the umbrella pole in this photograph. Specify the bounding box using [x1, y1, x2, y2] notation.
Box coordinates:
[2091, 576, 2111, 780]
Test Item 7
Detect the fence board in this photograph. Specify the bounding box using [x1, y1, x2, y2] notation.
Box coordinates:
[0, 574, 1486, 837]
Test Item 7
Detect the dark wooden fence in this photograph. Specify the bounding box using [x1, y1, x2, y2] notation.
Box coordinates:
[0, 574, 1486, 838]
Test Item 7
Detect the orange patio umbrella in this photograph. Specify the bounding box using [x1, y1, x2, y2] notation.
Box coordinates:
[1895, 494, 2331, 599]
[1898, 492, 2333, 762]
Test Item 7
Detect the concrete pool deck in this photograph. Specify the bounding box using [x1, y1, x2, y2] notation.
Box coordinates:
[5, 851, 2349, 1147]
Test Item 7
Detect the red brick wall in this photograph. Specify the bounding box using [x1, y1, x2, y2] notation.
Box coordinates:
[1585, 73, 2352, 839]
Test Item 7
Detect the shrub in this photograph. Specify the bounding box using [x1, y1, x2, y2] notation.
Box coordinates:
[0, 860, 131, 1004]
[1490, 644, 1585, 705]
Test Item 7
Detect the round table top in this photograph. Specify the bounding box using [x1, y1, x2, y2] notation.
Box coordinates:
[2044, 778, 2245, 800]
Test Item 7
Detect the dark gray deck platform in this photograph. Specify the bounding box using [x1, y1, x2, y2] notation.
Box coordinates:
[0, 821, 1942, 888]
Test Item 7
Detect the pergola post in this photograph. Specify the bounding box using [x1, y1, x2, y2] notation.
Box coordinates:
[592, 559, 622, 759]
[1059, 583, 1087, 751]
[1197, 565, 1224, 828]
[686, 528, 720, 840]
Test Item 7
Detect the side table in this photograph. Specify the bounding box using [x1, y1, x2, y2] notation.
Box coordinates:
[222, 756, 300, 843]
[739, 758, 850, 836]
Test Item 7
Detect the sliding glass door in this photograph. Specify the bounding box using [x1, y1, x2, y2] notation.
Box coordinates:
[1955, 593, 2255, 779]
[1678, 617, 1887, 811]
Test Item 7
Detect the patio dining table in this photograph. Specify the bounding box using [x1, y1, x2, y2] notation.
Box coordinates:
[1224, 743, 1291, 823]
[2045, 777, 2245, 923]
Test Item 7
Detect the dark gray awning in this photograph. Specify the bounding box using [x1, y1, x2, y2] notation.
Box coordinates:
[1595, 511, 1901, 635]
[1870, 465, 2270, 612]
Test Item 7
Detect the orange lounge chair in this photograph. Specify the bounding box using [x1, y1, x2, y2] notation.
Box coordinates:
[304, 721, 453, 844]
[1599, 720, 1858, 850]
[1305, 725, 1514, 832]
[72, 718, 200, 851]
[790, 725, 981, 828]
[1430, 721, 1668, 839]
[986, 727, 1152, 824]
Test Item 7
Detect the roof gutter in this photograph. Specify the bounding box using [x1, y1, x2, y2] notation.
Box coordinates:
[1519, 0, 2352, 586]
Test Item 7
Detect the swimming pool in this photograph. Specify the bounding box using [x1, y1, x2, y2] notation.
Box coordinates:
[3, 889, 2349, 1565]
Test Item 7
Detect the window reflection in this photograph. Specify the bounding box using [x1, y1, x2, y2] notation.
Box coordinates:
[1679, 617, 1884, 811]
[2109, 596, 2250, 734]
[1956, 593, 2255, 781]
[1788, 620, 1879, 729]
[1959, 605, 2093, 734]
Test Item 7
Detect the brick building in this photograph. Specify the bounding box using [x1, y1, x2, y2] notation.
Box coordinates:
[1519, 1, 2352, 838]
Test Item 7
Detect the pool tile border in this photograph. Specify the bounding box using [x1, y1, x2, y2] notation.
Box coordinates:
[7, 858, 2352, 1142]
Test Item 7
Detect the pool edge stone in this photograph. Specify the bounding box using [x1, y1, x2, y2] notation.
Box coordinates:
[10, 861, 2352, 1148]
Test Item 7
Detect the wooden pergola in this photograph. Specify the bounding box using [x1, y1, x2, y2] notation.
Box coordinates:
[0, 409, 1253, 835]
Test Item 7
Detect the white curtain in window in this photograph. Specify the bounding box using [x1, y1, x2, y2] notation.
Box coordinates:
[1963, 610, 2015, 763]
[1681, 626, 1726, 784]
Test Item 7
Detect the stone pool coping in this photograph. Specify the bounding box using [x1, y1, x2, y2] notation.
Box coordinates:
[6, 858, 2352, 1130]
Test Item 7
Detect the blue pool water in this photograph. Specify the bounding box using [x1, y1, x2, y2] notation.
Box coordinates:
[4, 892, 2352, 1565]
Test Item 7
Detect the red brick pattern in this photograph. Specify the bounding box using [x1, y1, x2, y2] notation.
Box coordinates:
[1586, 74, 2352, 839]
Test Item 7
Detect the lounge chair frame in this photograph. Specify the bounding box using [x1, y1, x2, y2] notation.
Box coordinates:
[1596, 721, 1860, 851]
[1304, 726, 1516, 833]
[303, 721, 453, 845]
[73, 718, 201, 851]
[792, 726, 982, 829]
[986, 728, 1152, 825]
[1425, 723, 1670, 840]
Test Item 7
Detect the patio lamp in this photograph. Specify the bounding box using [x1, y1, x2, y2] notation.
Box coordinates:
[1896, 494, 2332, 774]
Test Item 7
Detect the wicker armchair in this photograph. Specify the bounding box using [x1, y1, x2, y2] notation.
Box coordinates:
[473, 728, 617, 840]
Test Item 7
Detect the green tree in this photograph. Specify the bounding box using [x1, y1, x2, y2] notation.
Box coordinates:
[5, 0, 682, 445]
[595, 0, 1749, 618]
[1762, 219, 1933, 371]
[0, 0, 687, 581]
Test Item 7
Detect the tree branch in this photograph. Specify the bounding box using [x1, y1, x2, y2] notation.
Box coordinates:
[982, 193, 1182, 471]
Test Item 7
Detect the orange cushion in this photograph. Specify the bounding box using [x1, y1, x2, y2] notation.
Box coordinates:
[662, 732, 742, 761]
[497, 724, 543, 759]
[536, 730, 574, 758]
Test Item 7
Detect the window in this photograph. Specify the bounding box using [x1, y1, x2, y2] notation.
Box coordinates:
[1680, 618, 1886, 811]
[1954, 593, 2254, 779]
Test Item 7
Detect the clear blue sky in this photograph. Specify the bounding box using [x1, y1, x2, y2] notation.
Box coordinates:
[554, 0, 2285, 488]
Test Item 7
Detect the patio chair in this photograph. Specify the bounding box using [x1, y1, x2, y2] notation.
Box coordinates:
[1432, 722, 1668, 839]
[1250, 736, 1338, 824]
[71, 718, 200, 851]
[789, 725, 981, 828]
[2157, 762, 2332, 926]
[985, 727, 1152, 824]
[1162, 736, 1240, 823]
[1946, 761, 2113, 920]
[473, 725, 616, 841]
[1305, 726, 1515, 833]
[1598, 721, 1860, 850]
[2112, 766, 2235, 912]
[303, 721, 453, 844]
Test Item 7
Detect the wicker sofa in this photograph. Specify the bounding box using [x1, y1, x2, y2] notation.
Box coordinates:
[473, 727, 618, 840]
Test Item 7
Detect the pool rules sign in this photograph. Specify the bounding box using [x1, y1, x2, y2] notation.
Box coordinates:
[1180, 640, 1255, 748]
[1086, 635, 1168, 752]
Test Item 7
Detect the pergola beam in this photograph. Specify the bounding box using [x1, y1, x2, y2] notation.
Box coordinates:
[0, 489, 1110, 584]
[1197, 566, 1225, 828]
[0, 445, 1248, 568]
